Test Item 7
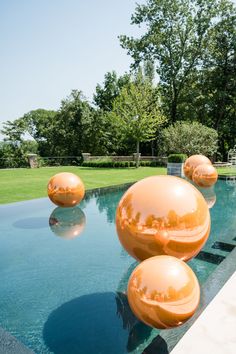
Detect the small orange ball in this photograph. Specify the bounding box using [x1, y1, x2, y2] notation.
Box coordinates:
[116, 175, 210, 262]
[128, 255, 200, 329]
[47, 172, 85, 207]
[192, 164, 218, 188]
[184, 155, 212, 180]
[49, 207, 86, 239]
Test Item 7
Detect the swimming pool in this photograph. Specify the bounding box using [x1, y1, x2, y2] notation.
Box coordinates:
[0, 180, 236, 353]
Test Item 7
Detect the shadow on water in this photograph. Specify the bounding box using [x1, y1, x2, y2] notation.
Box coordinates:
[43, 290, 160, 354]
[13, 217, 49, 229]
[142, 335, 169, 354]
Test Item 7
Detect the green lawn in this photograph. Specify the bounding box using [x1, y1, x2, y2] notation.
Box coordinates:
[0, 166, 166, 204]
[1, 165, 232, 205]
[217, 167, 236, 176]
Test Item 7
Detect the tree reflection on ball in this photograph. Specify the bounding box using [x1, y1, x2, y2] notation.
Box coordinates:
[116, 176, 210, 262]
[47, 172, 85, 207]
[49, 206, 86, 239]
[184, 155, 212, 180]
[127, 256, 200, 329]
[192, 164, 218, 188]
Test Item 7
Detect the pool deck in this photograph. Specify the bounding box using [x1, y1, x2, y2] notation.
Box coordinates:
[171, 270, 236, 353]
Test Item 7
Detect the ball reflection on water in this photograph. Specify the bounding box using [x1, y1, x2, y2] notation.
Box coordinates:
[49, 206, 86, 239]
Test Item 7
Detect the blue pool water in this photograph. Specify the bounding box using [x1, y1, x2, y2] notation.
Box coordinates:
[0, 180, 236, 353]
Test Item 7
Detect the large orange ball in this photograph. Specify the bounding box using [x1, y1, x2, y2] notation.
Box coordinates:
[116, 176, 210, 262]
[128, 255, 200, 329]
[47, 172, 85, 207]
[192, 164, 218, 188]
[184, 155, 212, 180]
[49, 207, 86, 239]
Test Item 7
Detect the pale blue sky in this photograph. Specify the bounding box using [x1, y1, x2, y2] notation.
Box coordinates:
[0, 0, 143, 137]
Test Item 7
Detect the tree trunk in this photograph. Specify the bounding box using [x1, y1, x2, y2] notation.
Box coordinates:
[136, 140, 140, 168]
[171, 98, 177, 123]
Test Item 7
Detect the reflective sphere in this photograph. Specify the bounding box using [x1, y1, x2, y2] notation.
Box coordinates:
[47, 172, 85, 207]
[128, 255, 200, 329]
[184, 155, 212, 180]
[116, 176, 210, 262]
[192, 164, 218, 188]
[49, 207, 86, 239]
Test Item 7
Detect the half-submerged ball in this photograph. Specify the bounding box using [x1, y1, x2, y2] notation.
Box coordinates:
[47, 172, 85, 207]
[127, 255, 200, 329]
[116, 175, 210, 262]
[184, 155, 212, 180]
[192, 164, 218, 188]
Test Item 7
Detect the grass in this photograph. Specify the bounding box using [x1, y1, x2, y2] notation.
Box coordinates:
[0, 166, 166, 204]
[1, 165, 232, 205]
[217, 167, 236, 176]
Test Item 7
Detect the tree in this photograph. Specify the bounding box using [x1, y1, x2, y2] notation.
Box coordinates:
[120, 0, 222, 122]
[196, 1, 236, 158]
[51, 90, 94, 156]
[161, 121, 218, 157]
[93, 71, 130, 111]
[1, 109, 57, 156]
[112, 72, 166, 167]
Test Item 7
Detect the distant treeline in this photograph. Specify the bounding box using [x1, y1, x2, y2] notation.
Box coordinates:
[1, 0, 235, 167]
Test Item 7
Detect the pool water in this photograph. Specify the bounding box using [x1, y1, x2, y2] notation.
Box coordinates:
[0, 180, 236, 354]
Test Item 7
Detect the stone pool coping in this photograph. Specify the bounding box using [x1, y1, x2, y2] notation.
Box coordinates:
[171, 268, 236, 354]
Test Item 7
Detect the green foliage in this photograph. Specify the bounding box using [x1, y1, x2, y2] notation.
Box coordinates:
[82, 159, 165, 168]
[111, 70, 166, 167]
[162, 121, 218, 157]
[82, 160, 136, 168]
[139, 160, 157, 167]
[120, 0, 220, 122]
[0, 139, 39, 169]
[167, 154, 188, 163]
[93, 71, 130, 112]
[119, 0, 236, 159]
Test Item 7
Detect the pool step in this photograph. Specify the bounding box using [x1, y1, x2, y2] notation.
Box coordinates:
[211, 241, 236, 253]
[195, 251, 225, 265]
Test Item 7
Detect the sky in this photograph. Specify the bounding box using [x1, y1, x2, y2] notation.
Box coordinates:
[0, 0, 143, 139]
[1, 0, 236, 140]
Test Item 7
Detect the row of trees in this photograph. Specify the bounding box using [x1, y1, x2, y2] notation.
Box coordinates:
[1, 0, 236, 167]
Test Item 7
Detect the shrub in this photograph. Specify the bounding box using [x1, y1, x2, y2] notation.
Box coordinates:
[140, 161, 151, 167]
[82, 160, 134, 168]
[168, 154, 188, 163]
[82, 159, 165, 168]
[161, 121, 218, 157]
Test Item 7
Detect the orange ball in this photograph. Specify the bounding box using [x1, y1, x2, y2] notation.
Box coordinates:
[116, 176, 210, 262]
[192, 164, 218, 188]
[47, 172, 85, 207]
[49, 207, 86, 239]
[184, 155, 212, 180]
[128, 255, 200, 329]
